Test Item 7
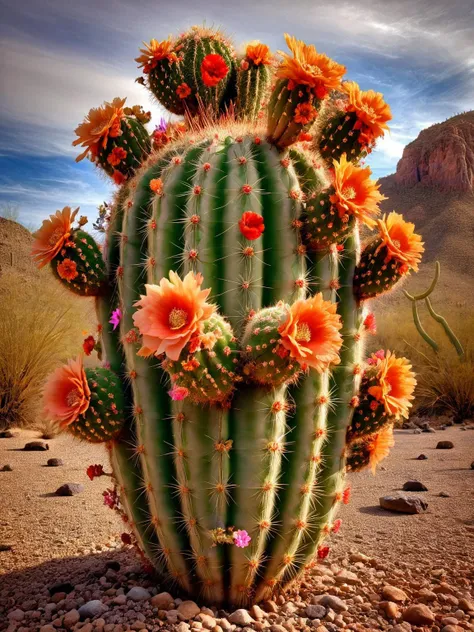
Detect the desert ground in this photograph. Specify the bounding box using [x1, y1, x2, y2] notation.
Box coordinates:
[0, 425, 473, 632]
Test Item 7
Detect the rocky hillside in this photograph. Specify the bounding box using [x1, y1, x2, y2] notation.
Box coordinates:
[378, 112, 474, 306]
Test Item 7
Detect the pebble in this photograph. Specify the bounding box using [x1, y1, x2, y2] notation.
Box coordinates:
[382, 586, 408, 603]
[459, 597, 473, 612]
[195, 613, 216, 629]
[126, 587, 151, 602]
[55, 483, 85, 496]
[417, 454, 428, 460]
[306, 604, 327, 619]
[335, 570, 360, 585]
[384, 602, 400, 619]
[8, 609, 25, 621]
[380, 494, 428, 514]
[176, 623, 190, 632]
[177, 601, 200, 620]
[436, 441, 454, 449]
[151, 592, 174, 608]
[228, 609, 255, 625]
[402, 480, 428, 492]
[23, 440, 49, 451]
[112, 595, 126, 605]
[318, 596, 348, 613]
[1, 464, 13, 471]
[63, 609, 80, 628]
[47, 458, 64, 467]
[78, 600, 107, 620]
[403, 603, 435, 625]
[250, 605, 266, 620]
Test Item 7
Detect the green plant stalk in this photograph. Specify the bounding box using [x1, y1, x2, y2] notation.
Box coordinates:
[412, 300, 439, 353]
[425, 297, 465, 359]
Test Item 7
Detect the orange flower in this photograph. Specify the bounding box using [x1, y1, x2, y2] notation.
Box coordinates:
[245, 42, 272, 66]
[150, 178, 164, 194]
[344, 81, 392, 141]
[31, 206, 78, 268]
[366, 425, 395, 474]
[133, 271, 215, 361]
[330, 154, 385, 228]
[201, 54, 229, 87]
[43, 357, 91, 428]
[377, 212, 424, 271]
[294, 101, 318, 125]
[57, 258, 78, 282]
[278, 293, 343, 372]
[277, 34, 346, 94]
[176, 83, 191, 99]
[135, 39, 177, 73]
[73, 97, 126, 162]
[107, 146, 127, 166]
[368, 351, 417, 419]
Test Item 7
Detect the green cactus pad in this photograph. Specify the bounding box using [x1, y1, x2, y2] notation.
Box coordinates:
[68, 367, 126, 442]
[241, 304, 302, 387]
[303, 187, 356, 250]
[163, 313, 240, 404]
[96, 116, 151, 181]
[51, 229, 106, 296]
[353, 237, 406, 301]
[319, 110, 366, 163]
[346, 366, 393, 442]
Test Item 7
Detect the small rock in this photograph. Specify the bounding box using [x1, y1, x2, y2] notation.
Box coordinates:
[151, 592, 174, 608]
[441, 626, 463, 632]
[49, 582, 75, 596]
[389, 625, 411, 632]
[318, 595, 347, 613]
[63, 609, 80, 628]
[438, 491, 450, 497]
[0, 543, 13, 551]
[166, 610, 179, 624]
[112, 595, 126, 605]
[306, 604, 327, 619]
[176, 624, 190, 632]
[416, 454, 428, 460]
[334, 569, 360, 585]
[195, 613, 216, 629]
[105, 560, 120, 571]
[24, 440, 49, 451]
[384, 602, 400, 619]
[0, 430, 17, 438]
[47, 458, 64, 467]
[55, 483, 84, 497]
[177, 601, 200, 621]
[78, 600, 107, 620]
[402, 480, 428, 492]
[458, 597, 474, 612]
[40, 626, 56, 632]
[382, 586, 408, 603]
[418, 588, 437, 602]
[130, 622, 147, 631]
[380, 494, 428, 514]
[126, 587, 151, 602]
[436, 441, 454, 449]
[8, 609, 25, 621]
[249, 605, 266, 620]
[1, 464, 13, 471]
[403, 604, 435, 626]
[471, 460, 474, 470]
[228, 609, 255, 626]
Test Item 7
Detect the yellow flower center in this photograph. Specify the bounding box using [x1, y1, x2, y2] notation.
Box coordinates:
[169, 308, 188, 330]
[303, 63, 322, 77]
[66, 388, 82, 408]
[342, 186, 357, 200]
[359, 103, 376, 119]
[49, 227, 66, 246]
[295, 322, 312, 343]
[392, 239, 401, 249]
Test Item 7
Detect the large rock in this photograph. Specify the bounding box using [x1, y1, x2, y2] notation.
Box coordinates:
[380, 494, 428, 514]
[23, 441, 49, 451]
[403, 603, 435, 626]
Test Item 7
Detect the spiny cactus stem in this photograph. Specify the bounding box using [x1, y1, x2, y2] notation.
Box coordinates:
[120, 162, 191, 590]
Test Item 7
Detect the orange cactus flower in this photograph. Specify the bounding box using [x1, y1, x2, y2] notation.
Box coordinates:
[368, 351, 417, 420]
[73, 97, 126, 162]
[278, 293, 343, 372]
[294, 101, 318, 125]
[245, 42, 272, 66]
[377, 212, 424, 271]
[330, 154, 386, 228]
[135, 39, 177, 73]
[344, 81, 392, 141]
[56, 258, 78, 282]
[176, 83, 191, 99]
[31, 206, 78, 268]
[277, 34, 346, 94]
[133, 271, 215, 361]
[366, 425, 395, 473]
[201, 54, 229, 87]
[43, 357, 91, 428]
[150, 178, 164, 194]
[107, 146, 127, 166]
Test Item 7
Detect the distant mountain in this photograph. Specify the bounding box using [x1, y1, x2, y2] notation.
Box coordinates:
[378, 112, 474, 306]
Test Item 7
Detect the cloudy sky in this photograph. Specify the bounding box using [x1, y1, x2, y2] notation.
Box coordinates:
[1, 0, 473, 227]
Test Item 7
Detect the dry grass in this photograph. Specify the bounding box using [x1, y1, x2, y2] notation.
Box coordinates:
[0, 269, 95, 431]
[372, 302, 474, 421]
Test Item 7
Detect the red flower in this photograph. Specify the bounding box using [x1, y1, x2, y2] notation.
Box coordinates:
[87, 464, 104, 480]
[332, 518, 342, 534]
[113, 170, 126, 185]
[107, 146, 127, 166]
[201, 54, 229, 87]
[82, 335, 96, 356]
[239, 211, 265, 240]
[57, 258, 78, 282]
[342, 486, 351, 505]
[103, 488, 118, 508]
[176, 83, 191, 99]
[121, 532, 132, 545]
[363, 313, 376, 334]
[317, 546, 330, 559]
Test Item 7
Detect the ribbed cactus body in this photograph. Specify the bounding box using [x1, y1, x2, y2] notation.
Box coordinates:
[93, 128, 363, 605]
[354, 235, 403, 300]
[268, 80, 322, 148]
[236, 63, 271, 122]
[147, 31, 235, 116]
[320, 110, 364, 163]
[347, 367, 392, 442]
[97, 116, 151, 179]
[51, 229, 106, 296]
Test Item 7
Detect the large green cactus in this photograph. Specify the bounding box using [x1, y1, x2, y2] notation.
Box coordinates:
[37, 26, 423, 606]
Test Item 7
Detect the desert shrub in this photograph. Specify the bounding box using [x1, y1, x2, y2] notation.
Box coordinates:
[0, 269, 95, 431]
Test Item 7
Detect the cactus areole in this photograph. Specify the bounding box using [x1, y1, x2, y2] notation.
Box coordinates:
[36, 26, 423, 606]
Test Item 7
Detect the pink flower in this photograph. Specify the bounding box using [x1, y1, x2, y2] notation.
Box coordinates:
[168, 385, 189, 401]
[109, 308, 122, 331]
[367, 349, 385, 365]
[363, 313, 377, 335]
[233, 529, 251, 548]
[103, 488, 118, 509]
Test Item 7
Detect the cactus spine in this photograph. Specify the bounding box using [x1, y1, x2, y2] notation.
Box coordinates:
[37, 25, 422, 606]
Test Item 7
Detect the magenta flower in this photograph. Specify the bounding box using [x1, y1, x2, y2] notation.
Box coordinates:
[168, 385, 189, 401]
[109, 308, 122, 331]
[367, 349, 385, 365]
[233, 529, 251, 548]
[103, 488, 118, 509]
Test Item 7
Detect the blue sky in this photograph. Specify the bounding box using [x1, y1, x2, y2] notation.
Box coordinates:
[1, 0, 473, 229]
